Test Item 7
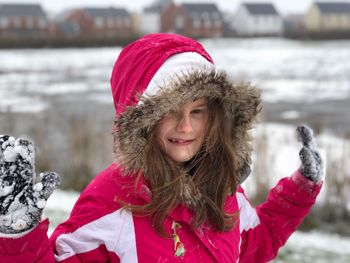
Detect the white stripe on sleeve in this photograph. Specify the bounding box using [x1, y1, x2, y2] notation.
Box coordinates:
[236, 192, 260, 233]
[55, 209, 138, 263]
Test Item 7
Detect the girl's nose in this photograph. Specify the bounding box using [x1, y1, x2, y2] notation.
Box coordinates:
[176, 114, 193, 133]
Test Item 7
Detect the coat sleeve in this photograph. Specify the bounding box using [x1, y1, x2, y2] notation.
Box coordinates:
[48, 164, 140, 262]
[0, 219, 55, 263]
[0, 164, 128, 263]
[0, 194, 123, 263]
[48, 192, 123, 263]
[237, 170, 323, 263]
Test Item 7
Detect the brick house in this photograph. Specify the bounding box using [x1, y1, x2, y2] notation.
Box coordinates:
[57, 7, 133, 38]
[161, 2, 224, 38]
[0, 4, 49, 37]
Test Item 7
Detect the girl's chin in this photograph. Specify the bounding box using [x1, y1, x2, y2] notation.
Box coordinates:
[166, 152, 195, 163]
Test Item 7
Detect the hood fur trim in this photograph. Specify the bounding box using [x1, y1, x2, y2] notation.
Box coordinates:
[114, 68, 261, 183]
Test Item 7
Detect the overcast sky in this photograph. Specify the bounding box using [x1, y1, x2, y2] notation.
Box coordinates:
[1, 0, 349, 15]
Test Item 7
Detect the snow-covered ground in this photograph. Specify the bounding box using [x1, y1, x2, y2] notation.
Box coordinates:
[1, 38, 350, 112]
[276, 231, 350, 262]
[203, 38, 350, 103]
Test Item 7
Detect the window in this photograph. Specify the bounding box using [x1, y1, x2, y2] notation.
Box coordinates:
[26, 17, 34, 29]
[204, 19, 212, 28]
[0, 18, 8, 28]
[266, 16, 271, 25]
[212, 12, 220, 20]
[72, 22, 80, 32]
[94, 17, 104, 28]
[124, 17, 131, 27]
[107, 18, 114, 28]
[38, 19, 47, 29]
[193, 18, 201, 28]
[201, 12, 209, 20]
[256, 16, 263, 25]
[115, 17, 121, 26]
[214, 19, 221, 28]
[176, 15, 184, 30]
[12, 17, 21, 28]
[201, 12, 211, 28]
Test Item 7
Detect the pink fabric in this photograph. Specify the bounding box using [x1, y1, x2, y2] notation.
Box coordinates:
[58, 245, 120, 263]
[239, 171, 322, 262]
[0, 219, 54, 263]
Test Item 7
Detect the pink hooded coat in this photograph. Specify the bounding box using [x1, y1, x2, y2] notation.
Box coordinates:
[0, 34, 322, 263]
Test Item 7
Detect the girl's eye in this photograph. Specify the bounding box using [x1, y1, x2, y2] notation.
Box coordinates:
[191, 108, 205, 114]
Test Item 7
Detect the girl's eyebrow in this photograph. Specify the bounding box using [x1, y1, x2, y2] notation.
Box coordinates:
[193, 102, 207, 107]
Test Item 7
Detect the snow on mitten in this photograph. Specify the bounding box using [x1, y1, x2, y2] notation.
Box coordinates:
[296, 125, 324, 183]
[0, 135, 60, 234]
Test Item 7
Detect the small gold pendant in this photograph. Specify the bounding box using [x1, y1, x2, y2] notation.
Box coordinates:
[172, 221, 186, 257]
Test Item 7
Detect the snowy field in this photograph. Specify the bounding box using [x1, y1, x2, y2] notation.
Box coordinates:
[1, 38, 350, 113]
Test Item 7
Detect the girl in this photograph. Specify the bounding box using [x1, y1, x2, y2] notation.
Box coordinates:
[0, 33, 323, 262]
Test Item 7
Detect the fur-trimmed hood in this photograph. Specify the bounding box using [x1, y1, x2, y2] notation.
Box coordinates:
[110, 33, 261, 183]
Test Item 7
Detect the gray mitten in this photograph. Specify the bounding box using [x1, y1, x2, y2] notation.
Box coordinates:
[0, 135, 60, 234]
[296, 125, 324, 183]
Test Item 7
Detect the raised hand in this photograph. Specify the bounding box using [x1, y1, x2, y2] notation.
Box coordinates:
[0, 135, 60, 234]
[296, 126, 324, 183]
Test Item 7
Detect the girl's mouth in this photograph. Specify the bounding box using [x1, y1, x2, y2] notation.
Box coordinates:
[168, 138, 194, 145]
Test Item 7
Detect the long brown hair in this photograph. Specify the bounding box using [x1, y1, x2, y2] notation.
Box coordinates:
[122, 98, 239, 237]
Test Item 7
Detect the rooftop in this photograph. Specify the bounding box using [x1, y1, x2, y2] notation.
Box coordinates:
[243, 3, 279, 15]
[315, 2, 350, 13]
[0, 4, 46, 17]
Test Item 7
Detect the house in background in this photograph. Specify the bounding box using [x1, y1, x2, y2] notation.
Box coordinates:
[52, 10, 80, 37]
[139, 0, 173, 35]
[161, 2, 224, 38]
[230, 2, 283, 36]
[304, 1, 350, 33]
[0, 3, 49, 37]
[56, 7, 133, 39]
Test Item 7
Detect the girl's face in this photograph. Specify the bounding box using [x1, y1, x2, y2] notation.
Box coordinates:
[156, 98, 208, 163]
